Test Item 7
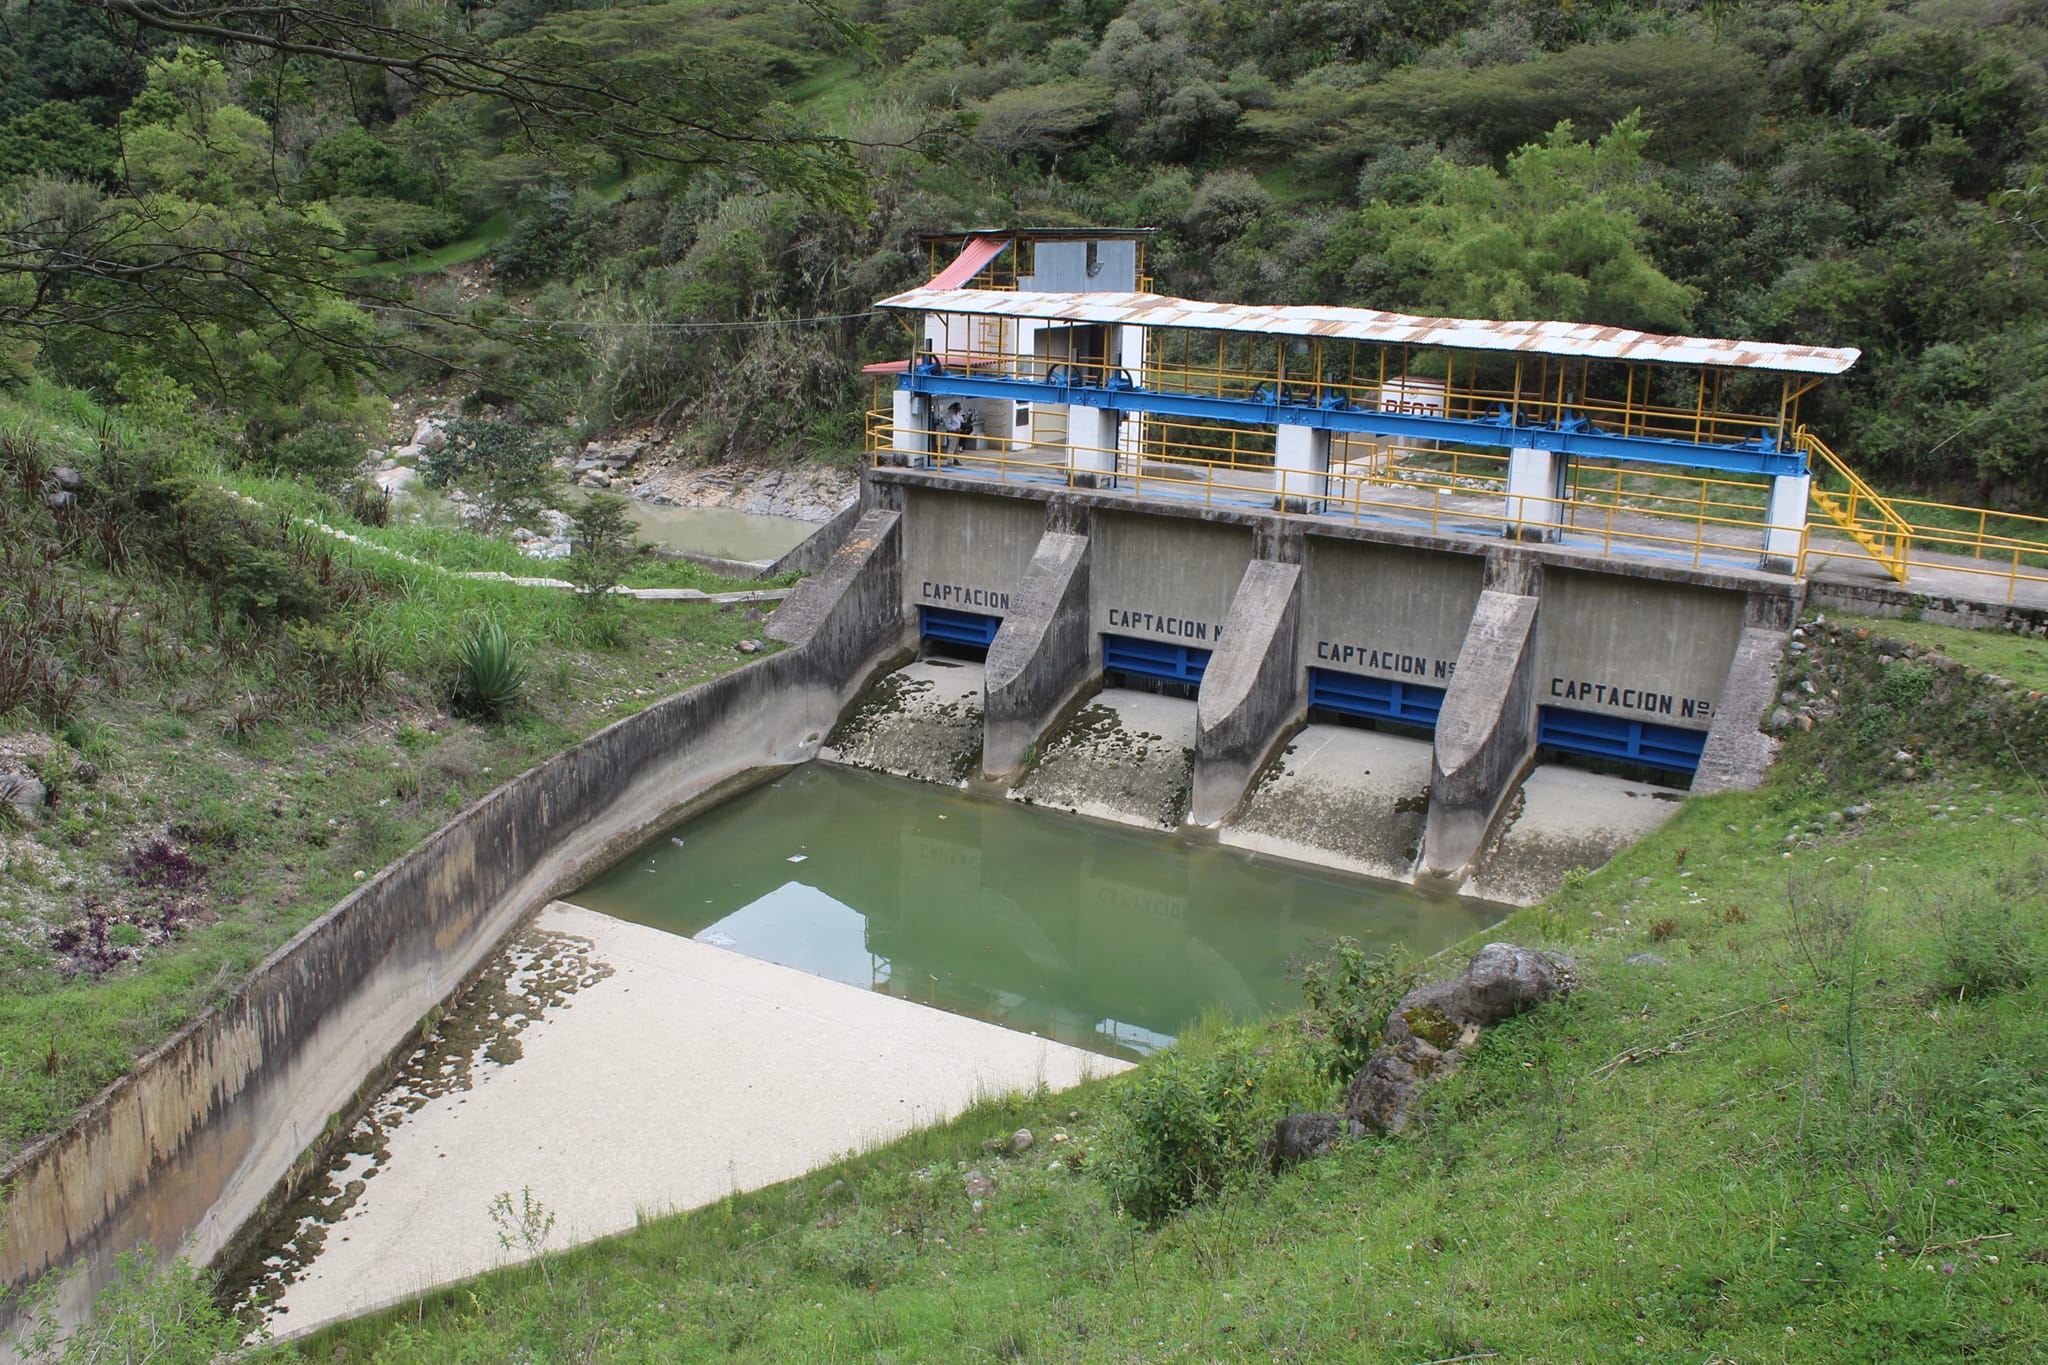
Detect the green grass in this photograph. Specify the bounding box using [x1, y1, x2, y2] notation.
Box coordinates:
[787, 55, 867, 127]
[1825, 611, 2048, 691]
[347, 211, 513, 279]
[267, 629, 2048, 1364]
[212, 470, 782, 595]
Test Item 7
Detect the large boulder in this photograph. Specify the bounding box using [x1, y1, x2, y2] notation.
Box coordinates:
[1382, 943, 1576, 1048]
[1, 770, 46, 817]
[1342, 943, 1578, 1137]
[412, 416, 450, 452]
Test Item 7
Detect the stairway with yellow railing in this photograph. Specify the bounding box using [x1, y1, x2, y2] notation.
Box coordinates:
[1796, 428, 1912, 582]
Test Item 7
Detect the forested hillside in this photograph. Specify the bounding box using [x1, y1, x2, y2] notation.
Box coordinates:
[4, 0, 2048, 500]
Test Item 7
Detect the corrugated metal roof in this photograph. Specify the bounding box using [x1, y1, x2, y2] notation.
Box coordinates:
[925, 236, 1011, 290]
[877, 287, 1861, 376]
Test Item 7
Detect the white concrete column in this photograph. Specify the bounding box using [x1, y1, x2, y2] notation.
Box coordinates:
[1762, 471, 1811, 568]
[1505, 446, 1566, 541]
[1274, 423, 1330, 511]
[1014, 319, 1043, 445]
[891, 389, 933, 467]
[1066, 403, 1117, 487]
[1117, 323, 1147, 460]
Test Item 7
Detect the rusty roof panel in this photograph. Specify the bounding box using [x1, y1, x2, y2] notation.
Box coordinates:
[877, 288, 1862, 376]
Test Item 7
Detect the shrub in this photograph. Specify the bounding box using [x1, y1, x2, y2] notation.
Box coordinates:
[1094, 1026, 1323, 1224]
[13, 1250, 236, 1364]
[1932, 899, 2040, 1000]
[265, 422, 366, 490]
[451, 617, 528, 720]
[566, 491, 637, 606]
[1298, 937, 1412, 1081]
[422, 417, 561, 532]
[346, 480, 393, 527]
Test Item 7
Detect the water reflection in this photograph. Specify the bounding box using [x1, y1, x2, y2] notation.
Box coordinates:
[576, 764, 1500, 1058]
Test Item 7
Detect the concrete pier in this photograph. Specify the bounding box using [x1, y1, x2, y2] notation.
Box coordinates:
[1420, 584, 1541, 884]
[1693, 623, 1795, 793]
[1190, 559, 1304, 825]
[983, 528, 1094, 780]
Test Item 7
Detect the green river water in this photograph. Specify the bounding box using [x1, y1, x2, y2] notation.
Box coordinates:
[573, 764, 1502, 1059]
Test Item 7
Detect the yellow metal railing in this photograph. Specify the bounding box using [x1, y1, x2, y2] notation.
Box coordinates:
[1885, 496, 2048, 603]
[1798, 428, 1912, 583]
[865, 413, 1776, 573]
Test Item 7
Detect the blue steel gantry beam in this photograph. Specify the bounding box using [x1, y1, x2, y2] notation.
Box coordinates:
[898, 364, 1811, 480]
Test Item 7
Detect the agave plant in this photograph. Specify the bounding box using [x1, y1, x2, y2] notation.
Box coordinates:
[452, 617, 529, 720]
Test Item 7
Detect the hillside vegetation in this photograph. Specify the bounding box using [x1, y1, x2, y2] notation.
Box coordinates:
[4, 1, 2048, 501]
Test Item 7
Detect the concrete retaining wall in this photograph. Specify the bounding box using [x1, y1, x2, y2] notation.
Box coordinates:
[1805, 575, 2048, 635]
[765, 500, 864, 581]
[983, 530, 1095, 780]
[1533, 570, 1745, 730]
[1191, 560, 1303, 826]
[1298, 535, 1484, 689]
[1421, 584, 1541, 883]
[0, 512, 909, 1345]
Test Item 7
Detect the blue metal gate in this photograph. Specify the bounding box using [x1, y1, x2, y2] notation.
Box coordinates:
[1307, 669, 1445, 729]
[1537, 707, 1706, 772]
[1102, 634, 1210, 686]
[920, 606, 1001, 649]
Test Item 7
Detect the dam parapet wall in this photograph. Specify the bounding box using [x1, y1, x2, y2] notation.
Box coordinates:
[864, 467, 1797, 893]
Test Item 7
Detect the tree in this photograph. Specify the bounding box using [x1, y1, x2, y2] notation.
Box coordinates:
[422, 417, 561, 532]
[566, 492, 637, 606]
[2, 50, 382, 431]
[84, 0, 867, 208]
[1358, 114, 1699, 334]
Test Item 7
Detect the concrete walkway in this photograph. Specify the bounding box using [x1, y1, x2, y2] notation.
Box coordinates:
[914, 459, 2048, 612]
[254, 901, 1121, 1339]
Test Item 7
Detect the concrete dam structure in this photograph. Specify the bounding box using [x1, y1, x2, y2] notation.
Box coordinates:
[817, 470, 1792, 903]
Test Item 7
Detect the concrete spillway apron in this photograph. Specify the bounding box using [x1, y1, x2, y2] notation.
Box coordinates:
[260, 901, 1123, 1339]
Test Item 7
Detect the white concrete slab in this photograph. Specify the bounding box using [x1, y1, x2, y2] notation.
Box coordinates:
[257, 901, 1121, 1336]
[821, 657, 986, 784]
[1463, 765, 1685, 905]
[1011, 689, 1197, 831]
[1221, 725, 1434, 881]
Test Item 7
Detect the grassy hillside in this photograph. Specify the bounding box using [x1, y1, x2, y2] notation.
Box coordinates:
[0, 381, 771, 1164]
[263, 616, 2048, 1363]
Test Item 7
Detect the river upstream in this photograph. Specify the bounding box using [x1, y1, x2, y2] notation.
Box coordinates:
[231, 766, 1500, 1338]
